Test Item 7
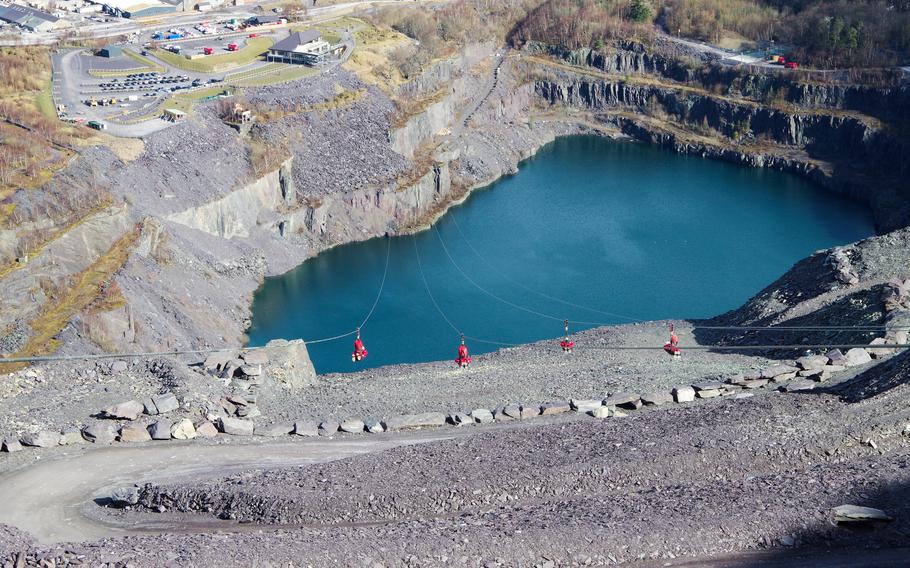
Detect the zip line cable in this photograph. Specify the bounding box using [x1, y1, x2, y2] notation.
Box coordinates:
[447, 214, 645, 323]
[358, 236, 392, 330]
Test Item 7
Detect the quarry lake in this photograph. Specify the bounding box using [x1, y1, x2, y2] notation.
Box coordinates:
[246, 135, 875, 374]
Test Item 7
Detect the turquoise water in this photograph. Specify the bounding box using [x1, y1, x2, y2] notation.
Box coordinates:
[247, 135, 875, 374]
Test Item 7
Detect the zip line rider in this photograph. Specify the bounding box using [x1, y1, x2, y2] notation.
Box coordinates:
[560, 319, 575, 353]
[455, 334, 472, 368]
[352, 328, 368, 362]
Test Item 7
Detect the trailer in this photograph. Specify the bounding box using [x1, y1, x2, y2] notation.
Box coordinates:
[87, 120, 106, 131]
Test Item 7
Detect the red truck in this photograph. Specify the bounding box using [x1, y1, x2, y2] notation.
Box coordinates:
[203, 47, 214, 55]
[227, 43, 238, 51]
[784, 61, 799, 69]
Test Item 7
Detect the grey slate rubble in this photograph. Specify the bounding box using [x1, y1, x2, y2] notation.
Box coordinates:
[101, 400, 144, 420]
[867, 338, 895, 358]
[826, 349, 847, 366]
[364, 418, 385, 433]
[108, 485, 140, 508]
[796, 355, 829, 370]
[195, 421, 219, 438]
[148, 419, 173, 440]
[520, 404, 540, 420]
[119, 424, 153, 443]
[761, 365, 799, 380]
[570, 399, 602, 413]
[241, 350, 270, 366]
[590, 406, 615, 419]
[740, 379, 770, 389]
[641, 391, 673, 406]
[832, 505, 894, 523]
[383, 413, 447, 431]
[150, 392, 179, 415]
[502, 404, 522, 420]
[672, 386, 696, 402]
[780, 379, 816, 392]
[20, 430, 60, 448]
[218, 417, 254, 436]
[60, 427, 85, 445]
[82, 423, 116, 444]
[170, 418, 197, 440]
[293, 420, 319, 436]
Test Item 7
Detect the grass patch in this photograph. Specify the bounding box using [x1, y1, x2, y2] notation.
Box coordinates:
[150, 37, 274, 73]
[33, 75, 56, 120]
[0, 227, 138, 372]
[229, 64, 316, 87]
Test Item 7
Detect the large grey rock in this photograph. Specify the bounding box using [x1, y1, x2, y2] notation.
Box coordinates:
[108, 485, 140, 508]
[340, 420, 365, 433]
[672, 386, 696, 403]
[796, 355, 830, 371]
[170, 419, 197, 440]
[293, 420, 319, 436]
[59, 427, 86, 445]
[741, 379, 770, 389]
[195, 421, 219, 438]
[142, 398, 159, 416]
[240, 364, 262, 377]
[241, 350, 270, 366]
[832, 505, 893, 523]
[262, 339, 317, 390]
[119, 424, 152, 443]
[520, 404, 540, 420]
[641, 391, 673, 406]
[692, 381, 725, 391]
[255, 423, 293, 437]
[589, 406, 614, 419]
[470, 409, 494, 424]
[696, 389, 722, 398]
[204, 351, 236, 372]
[101, 400, 144, 421]
[602, 392, 642, 410]
[826, 349, 847, 366]
[799, 368, 824, 379]
[780, 379, 816, 392]
[147, 419, 173, 440]
[844, 348, 873, 367]
[364, 418, 385, 433]
[539, 401, 570, 415]
[236, 404, 261, 419]
[318, 421, 340, 436]
[82, 423, 116, 444]
[151, 392, 179, 414]
[761, 365, 800, 379]
[383, 413, 447, 431]
[218, 417, 254, 436]
[501, 404, 522, 420]
[20, 431, 60, 448]
[570, 399, 602, 413]
[867, 338, 894, 358]
[110, 360, 128, 374]
[2, 437, 23, 452]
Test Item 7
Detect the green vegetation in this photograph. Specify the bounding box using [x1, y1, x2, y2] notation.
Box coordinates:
[151, 37, 274, 72]
[510, 0, 658, 50]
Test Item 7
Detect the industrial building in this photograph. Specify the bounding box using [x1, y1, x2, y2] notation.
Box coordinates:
[98, 44, 122, 57]
[91, 0, 176, 18]
[0, 3, 59, 31]
[266, 30, 330, 66]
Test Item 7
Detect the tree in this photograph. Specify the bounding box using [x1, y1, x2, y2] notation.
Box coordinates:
[628, 0, 651, 23]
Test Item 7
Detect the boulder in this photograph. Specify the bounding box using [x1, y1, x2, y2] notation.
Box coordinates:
[832, 505, 893, 524]
[589, 406, 614, 419]
[602, 392, 642, 410]
[1, 437, 23, 453]
[470, 409, 494, 424]
[539, 402, 570, 415]
[692, 382, 725, 391]
[520, 405, 540, 420]
[20, 431, 60, 448]
[227, 395, 248, 406]
[502, 404, 522, 420]
[293, 420, 319, 436]
[218, 417, 254, 436]
[364, 418, 385, 433]
[672, 386, 696, 403]
[204, 351, 236, 372]
[740, 379, 770, 389]
[824, 364, 846, 373]
[826, 349, 847, 366]
[383, 413, 447, 431]
[195, 421, 218, 438]
[796, 355, 830, 370]
[170, 419, 197, 440]
[261, 339, 317, 390]
[101, 400, 144, 421]
[318, 421, 340, 436]
[82, 423, 117, 444]
[696, 389, 722, 398]
[237, 404, 261, 419]
[641, 391, 673, 406]
[340, 420, 365, 434]
[241, 350, 270, 366]
[255, 423, 293, 437]
[221, 358, 244, 378]
[240, 364, 262, 377]
[148, 419, 173, 440]
[844, 348, 873, 367]
[108, 485, 140, 508]
[798, 369, 824, 379]
[151, 392, 179, 414]
[780, 379, 816, 392]
[119, 424, 152, 443]
[570, 399, 603, 413]
[59, 427, 85, 445]
[110, 360, 128, 373]
[867, 338, 895, 358]
[761, 365, 799, 380]
[142, 398, 159, 416]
